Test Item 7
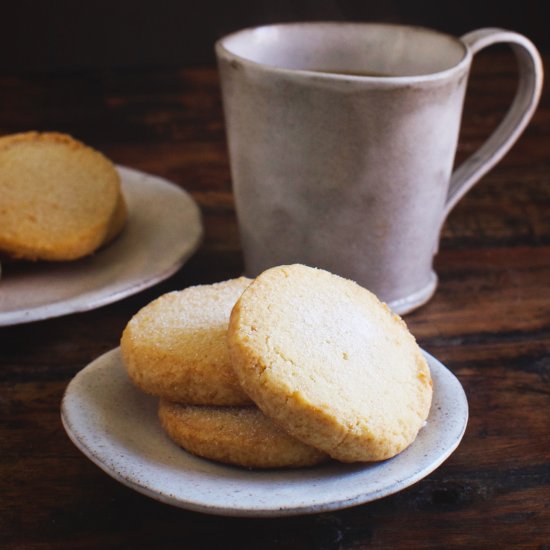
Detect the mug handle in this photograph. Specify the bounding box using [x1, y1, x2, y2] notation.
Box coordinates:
[444, 28, 543, 218]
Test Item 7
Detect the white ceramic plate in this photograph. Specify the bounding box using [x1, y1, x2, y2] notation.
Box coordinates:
[61, 347, 468, 517]
[0, 166, 203, 326]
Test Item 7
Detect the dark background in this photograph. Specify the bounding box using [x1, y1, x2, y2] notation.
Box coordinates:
[0, 0, 546, 72]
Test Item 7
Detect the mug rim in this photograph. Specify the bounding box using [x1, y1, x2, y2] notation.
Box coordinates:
[215, 21, 472, 84]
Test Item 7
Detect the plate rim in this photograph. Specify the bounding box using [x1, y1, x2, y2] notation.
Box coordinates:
[0, 166, 203, 326]
[61, 347, 468, 517]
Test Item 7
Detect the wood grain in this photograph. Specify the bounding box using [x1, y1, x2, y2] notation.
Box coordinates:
[1, 51, 549, 549]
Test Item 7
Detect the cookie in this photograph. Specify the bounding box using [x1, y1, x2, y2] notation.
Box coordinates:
[158, 400, 329, 469]
[227, 264, 433, 463]
[0, 131, 121, 260]
[121, 277, 252, 405]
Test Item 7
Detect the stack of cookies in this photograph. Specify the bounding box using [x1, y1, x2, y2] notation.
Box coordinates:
[121, 264, 433, 469]
[0, 131, 125, 262]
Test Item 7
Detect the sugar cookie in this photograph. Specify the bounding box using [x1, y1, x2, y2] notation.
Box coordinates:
[228, 264, 433, 462]
[0, 131, 121, 260]
[121, 277, 252, 405]
[158, 400, 329, 468]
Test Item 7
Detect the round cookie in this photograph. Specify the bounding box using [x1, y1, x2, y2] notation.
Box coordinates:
[158, 400, 329, 469]
[0, 131, 121, 261]
[227, 264, 433, 463]
[121, 277, 252, 405]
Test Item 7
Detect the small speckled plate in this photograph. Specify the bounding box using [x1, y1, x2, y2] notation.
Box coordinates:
[0, 166, 203, 326]
[61, 347, 468, 517]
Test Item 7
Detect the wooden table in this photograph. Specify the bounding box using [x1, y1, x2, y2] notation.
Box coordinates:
[1, 50, 549, 549]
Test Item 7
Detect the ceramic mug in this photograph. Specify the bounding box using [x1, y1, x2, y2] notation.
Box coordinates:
[215, 23, 543, 313]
